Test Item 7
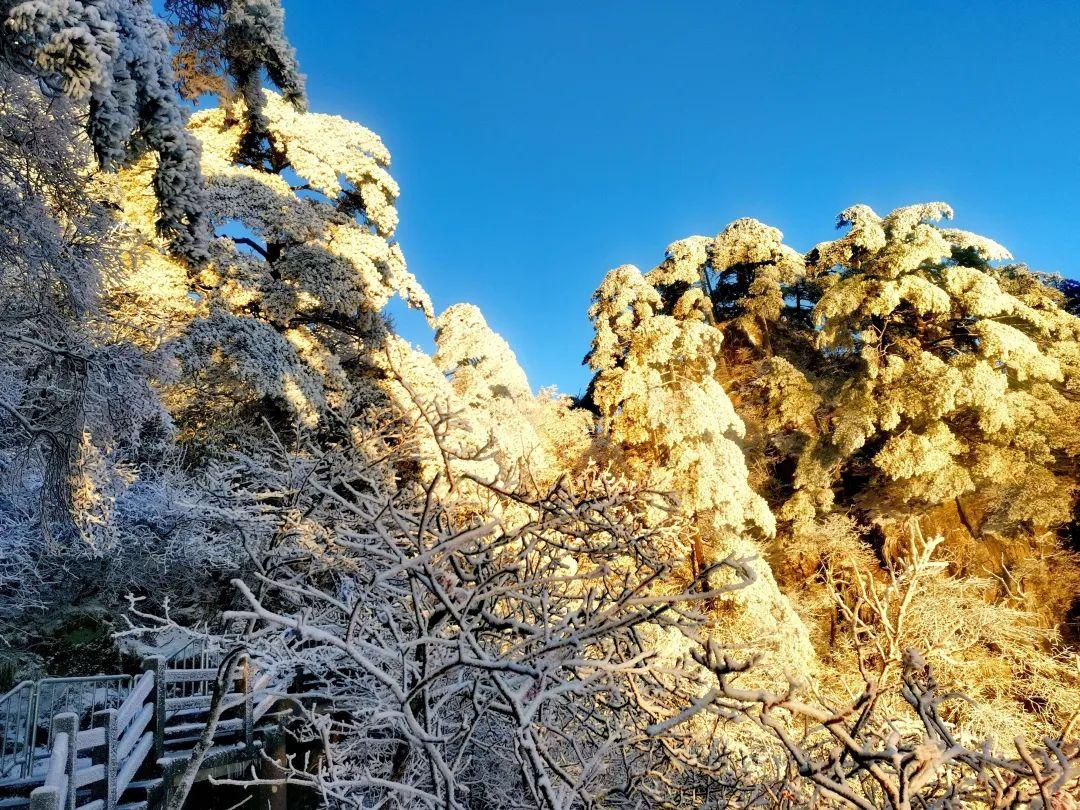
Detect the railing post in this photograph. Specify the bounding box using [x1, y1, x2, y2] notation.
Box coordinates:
[242, 656, 254, 751]
[25, 681, 40, 777]
[51, 713, 77, 810]
[97, 708, 119, 810]
[143, 656, 166, 762]
[28, 785, 60, 810]
[258, 731, 288, 810]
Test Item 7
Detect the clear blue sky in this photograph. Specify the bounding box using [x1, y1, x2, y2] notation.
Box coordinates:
[280, 0, 1080, 395]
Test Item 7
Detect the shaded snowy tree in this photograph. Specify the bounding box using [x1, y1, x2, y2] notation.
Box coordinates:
[126, 410, 778, 810]
[0, 72, 251, 645]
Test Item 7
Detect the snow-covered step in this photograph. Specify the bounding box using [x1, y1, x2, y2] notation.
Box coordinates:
[157, 739, 257, 771]
[164, 695, 213, 713]
[121, 777, 161, 793]
[163, 706, 211, 725]
[119, 776, 162, 803]
[165, 717, 244, 737]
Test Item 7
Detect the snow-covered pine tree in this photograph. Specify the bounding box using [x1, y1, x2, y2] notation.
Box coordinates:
[164, 0, 307, 171]
[779, 203, 1080, 617]
[646, 218, 807, 355]
[640, 219, 822, 510]
[586, 259, 814, 680]
[109, 90, 432, 448]
[0, 72, 121, 551]
[0, 0, 305, 260]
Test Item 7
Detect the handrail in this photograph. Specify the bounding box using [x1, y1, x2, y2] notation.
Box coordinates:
[42, 730, 68, 789]
[28, 712, 76, 810]
[115, 732, 153, 799]
[116, 704, 152, 762]
[115, 671, 154, 731]
[164, 638, 211, 671]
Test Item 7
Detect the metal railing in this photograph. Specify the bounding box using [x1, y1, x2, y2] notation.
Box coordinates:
[28, 681, 155, 810]
[29, 676, 132, 776]
[162, 639, 214, 704]
[0, 636, 222, 784]
[0, 681, 34, 779]
[0, 676, 131, 782]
